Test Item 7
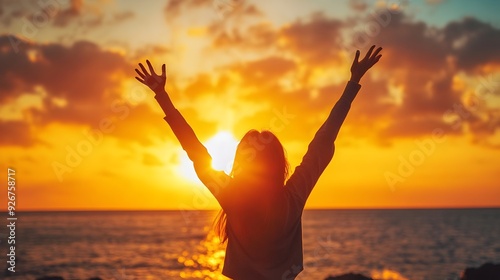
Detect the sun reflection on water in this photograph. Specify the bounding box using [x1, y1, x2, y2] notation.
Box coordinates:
[178, 231, 228, 279]
[371, 268, 410, 280]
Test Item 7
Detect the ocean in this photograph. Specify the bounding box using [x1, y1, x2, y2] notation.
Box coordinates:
[2, 209, 500, 280]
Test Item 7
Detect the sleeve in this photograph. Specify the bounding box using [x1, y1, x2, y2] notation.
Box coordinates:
[284, 81, 361, 211]
[158, 95, 232, 209]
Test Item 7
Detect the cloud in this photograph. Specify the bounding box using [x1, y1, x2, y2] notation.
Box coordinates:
[193, 9, 500, 147]
[164, 0, 212, 19]
[209, 21, 276, 51]
[0, 35, 169, 147]
[209, 12, 345, 66]
[0, 0, 129, 31]
[0, 0, 88, 28]
[443, 17, 500, 72]
[0, 120, 37, 146]
[349, 0, 368, 12]
[3, 3, 500, 150]
[52, 0, 84, 27]
[279, 12, 344, 66]
[165, 0, 261, 20]
[0, 36, 128, 122]
[343, 11, 500, 143]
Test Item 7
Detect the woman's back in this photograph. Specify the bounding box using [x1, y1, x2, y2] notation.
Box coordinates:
[223, 187, 305, 280]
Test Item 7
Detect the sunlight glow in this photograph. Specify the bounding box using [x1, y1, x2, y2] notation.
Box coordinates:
[177, 131, 239, 182]
[205, 131, 239, 174]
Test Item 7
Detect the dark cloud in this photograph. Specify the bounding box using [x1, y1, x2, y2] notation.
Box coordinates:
[52, 0, 83, 27]
[279, 12, 344, 66]
[0, 36, 127, 121]
[0, 120, 37, 146]
[0, 35, 170, 147]
[0, 36, 56, 102]
[351, 11, 500, 142]
[210, 12, 344, 66]
[444, 17, 500, 72]
[369, 12, 448, 72]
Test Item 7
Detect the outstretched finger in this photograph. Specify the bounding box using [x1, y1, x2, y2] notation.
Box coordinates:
[135, 68, 146, 79]
[364, 45, 376, 60]
[354, 50, 360, 64]
[135, 76, 146, 84]
[139, 63, 148, 76]
[371, 47, 382, 60]
[146, 60, 156, 76]
[374, 54, 382, 64]
[161, 64, 166, 77]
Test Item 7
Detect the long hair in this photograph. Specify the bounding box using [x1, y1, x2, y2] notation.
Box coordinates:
[213, 130, 289, 243]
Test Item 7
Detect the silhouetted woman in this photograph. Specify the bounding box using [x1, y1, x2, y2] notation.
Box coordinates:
[135, 45, 382, 280]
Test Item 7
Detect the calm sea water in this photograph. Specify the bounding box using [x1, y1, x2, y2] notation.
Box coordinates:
[2, 209, 500, 280]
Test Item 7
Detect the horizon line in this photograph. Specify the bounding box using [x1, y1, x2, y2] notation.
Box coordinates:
[4, 206, 500, 212]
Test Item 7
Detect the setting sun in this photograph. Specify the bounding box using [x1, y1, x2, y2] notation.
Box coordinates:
[177, 131, 239, 182]
[205, 131, 239, 174]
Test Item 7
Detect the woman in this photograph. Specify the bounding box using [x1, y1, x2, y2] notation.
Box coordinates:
[135, 45, 382, 280]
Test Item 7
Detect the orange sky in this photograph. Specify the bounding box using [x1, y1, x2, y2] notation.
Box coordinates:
[1, 0, 499, 210]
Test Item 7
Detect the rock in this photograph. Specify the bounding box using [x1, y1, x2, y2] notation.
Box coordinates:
[325, 273, 373, 280]
[461, 262, 500, 280]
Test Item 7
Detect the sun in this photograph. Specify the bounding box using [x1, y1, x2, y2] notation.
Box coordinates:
[177, 131, 239, 182]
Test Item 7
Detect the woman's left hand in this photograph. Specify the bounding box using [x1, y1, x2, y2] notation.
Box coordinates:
[350, 45, 382, 83]
[135, 60, 166, 93]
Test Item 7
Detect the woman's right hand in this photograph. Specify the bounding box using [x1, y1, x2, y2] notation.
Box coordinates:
[135, 60, 166, 93]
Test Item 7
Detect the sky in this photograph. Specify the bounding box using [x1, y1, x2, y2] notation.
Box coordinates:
[1, 0, 499, 210]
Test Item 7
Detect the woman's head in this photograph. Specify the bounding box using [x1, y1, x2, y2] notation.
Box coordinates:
[214, 130, 289, 243]
[231, 130, 289, 186]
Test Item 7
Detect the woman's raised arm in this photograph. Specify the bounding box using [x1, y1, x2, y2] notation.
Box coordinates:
[135, 61, 231, 206]
[285, 46, 382, 210]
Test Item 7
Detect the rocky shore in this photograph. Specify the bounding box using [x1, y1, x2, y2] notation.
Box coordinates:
[323, 263, 500, 280]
